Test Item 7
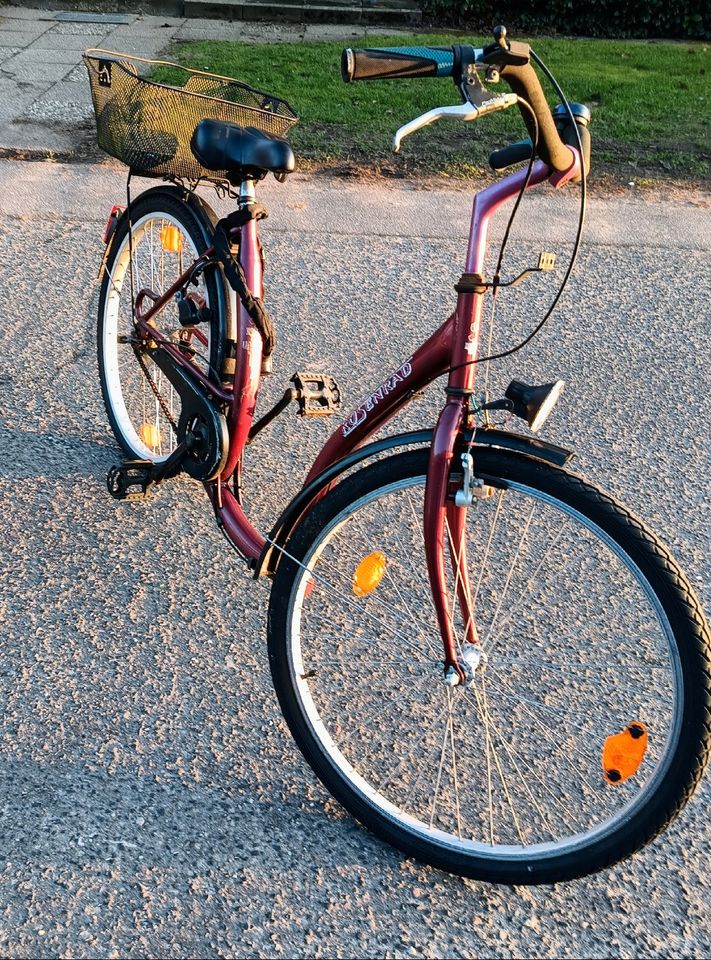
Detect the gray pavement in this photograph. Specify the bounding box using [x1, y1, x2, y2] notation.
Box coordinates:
[2, 156, 711, 249]
[0, 156, 710, 956]
[0, 4, 393, 153]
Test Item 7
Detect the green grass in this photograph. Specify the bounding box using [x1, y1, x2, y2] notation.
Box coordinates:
[165, 34, 711, 181]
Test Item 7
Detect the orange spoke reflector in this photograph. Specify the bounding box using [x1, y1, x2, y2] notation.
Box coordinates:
[139, 422, 161, 450]
[160, 225, 183, 253]
[353, 551, 387, 597]
[602, 722, 648, 784]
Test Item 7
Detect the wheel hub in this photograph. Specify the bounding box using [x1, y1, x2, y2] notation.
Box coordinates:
[444, 642, 488, 687]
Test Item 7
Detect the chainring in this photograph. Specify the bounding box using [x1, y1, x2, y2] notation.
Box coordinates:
[148, 344, 228, 481]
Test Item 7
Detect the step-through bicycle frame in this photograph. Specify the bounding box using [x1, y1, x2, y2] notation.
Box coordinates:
[130, 148, 581, 677]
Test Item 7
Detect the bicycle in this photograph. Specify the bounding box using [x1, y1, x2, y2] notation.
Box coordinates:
[83, 29, 710, 885]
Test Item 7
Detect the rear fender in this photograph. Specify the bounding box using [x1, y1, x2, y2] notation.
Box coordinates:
[102, 185, 231, 339]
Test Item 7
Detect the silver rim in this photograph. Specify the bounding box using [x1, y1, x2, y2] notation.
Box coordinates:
[284, 472, 683, 862]
[101, 211, 212, 462]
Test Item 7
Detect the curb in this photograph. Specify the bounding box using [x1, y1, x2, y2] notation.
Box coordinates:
[3, 0, 422, 24]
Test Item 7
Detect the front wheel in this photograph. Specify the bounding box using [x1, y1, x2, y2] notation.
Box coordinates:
[267, 447, 710, 884]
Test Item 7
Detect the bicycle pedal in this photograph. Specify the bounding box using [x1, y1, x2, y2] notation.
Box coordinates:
[291, 372, 342, 417]
[107, 461, 154, 501]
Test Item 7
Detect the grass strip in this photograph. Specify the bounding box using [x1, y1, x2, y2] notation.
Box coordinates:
[163, 34, 711, 182]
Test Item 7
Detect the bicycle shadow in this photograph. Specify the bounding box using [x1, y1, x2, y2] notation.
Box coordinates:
[0, 755, 383, 876]
[0, 423, 118, 481]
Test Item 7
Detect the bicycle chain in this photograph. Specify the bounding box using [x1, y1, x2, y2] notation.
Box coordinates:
[132, 342, 179, 435]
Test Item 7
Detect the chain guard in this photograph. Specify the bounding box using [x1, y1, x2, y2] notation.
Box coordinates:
[148, 346, 228, 481]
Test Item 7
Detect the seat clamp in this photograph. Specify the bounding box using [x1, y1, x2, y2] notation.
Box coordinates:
[221, 203, 269, 232]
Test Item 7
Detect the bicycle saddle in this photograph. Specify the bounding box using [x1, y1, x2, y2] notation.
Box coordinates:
[190, 119, 295, 180]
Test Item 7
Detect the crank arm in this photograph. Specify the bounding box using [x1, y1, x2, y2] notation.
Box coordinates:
[150, 439, 189, 483]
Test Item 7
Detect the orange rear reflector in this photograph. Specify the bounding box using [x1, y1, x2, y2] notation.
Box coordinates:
[160, 225, 183, 253]
[353, 551, 386, 597]
[138, 422, 161, 450]
[602, 722, 648, 784]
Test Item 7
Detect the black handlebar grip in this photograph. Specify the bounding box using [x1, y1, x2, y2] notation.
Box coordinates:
[567, 122, 591, 177]
[553, 103, 592, 178]
[497, 62, 573, 173]
[489, 138, 534, 171]
[341, 46, 455, 83]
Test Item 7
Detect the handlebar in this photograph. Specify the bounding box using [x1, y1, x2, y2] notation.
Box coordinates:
[491, 60, 572, 173]
[342, 29, 590, 177]
[341, 46, 458, 82]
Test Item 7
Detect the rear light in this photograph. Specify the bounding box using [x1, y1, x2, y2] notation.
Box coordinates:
[103, 205, 125, 245]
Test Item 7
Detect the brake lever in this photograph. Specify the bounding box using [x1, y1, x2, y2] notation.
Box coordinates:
[392, 103, 477, 153]
[392, 92, 519, 153]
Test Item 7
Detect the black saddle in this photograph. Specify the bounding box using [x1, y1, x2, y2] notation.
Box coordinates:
[191, 119, 295, 181]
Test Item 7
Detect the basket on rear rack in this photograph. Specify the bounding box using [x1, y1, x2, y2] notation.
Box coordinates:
[83, 49, 298, 184]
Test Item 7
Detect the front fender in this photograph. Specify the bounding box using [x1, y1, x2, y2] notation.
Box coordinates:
[255, 427, 573, 577]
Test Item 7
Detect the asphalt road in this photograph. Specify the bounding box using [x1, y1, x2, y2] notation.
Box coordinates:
[0, 159, 709, 958]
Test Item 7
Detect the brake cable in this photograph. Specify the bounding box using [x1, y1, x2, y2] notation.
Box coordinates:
[482, 97, 539, 412]
[447, 50, 587, 376]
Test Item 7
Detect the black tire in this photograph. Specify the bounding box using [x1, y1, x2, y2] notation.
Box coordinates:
[267, 447, 711, 884]
[97, 186, 227, 463]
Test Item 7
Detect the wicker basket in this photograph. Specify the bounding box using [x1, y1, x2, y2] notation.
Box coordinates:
[84, 49, 298, 182]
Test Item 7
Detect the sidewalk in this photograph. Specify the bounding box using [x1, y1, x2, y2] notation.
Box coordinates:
[3, 157, 711, 250]
[0, 5, 393, 154]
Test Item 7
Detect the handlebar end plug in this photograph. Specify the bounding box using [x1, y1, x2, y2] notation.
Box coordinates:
[341, 48, 354, 83]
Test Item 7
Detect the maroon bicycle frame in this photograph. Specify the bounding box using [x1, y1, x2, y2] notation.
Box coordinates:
[135, 149, 581, 678]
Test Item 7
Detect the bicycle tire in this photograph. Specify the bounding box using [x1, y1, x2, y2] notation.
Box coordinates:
[267, 447, 711, 884]
[97, 186, 227, 464]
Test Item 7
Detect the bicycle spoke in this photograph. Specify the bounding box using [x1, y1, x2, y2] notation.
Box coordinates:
[486, 664, 606, 734]
[429, 710, 453, 830]
[277, 539, 438, 662]
[465, 690, 575, 826]
[401, 704, 453, 814]
[465, 686, 558, 840]
[485, 518, 571, 654]
[471, 488, 505, 609]
[383, 565, 440, 661]
[482, 501, 536, 653]
[447, 690, 463, 839]
[494, 652, 672, 705]
[484, 669, 602, 799]
[472, 677, 527, 845]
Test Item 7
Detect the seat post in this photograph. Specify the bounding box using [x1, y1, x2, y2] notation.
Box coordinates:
[239, 178, 256, 207]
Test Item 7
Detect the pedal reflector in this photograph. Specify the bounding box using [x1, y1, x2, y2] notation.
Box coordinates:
[160, 225, 183, 253]
[353, 552, 386, 597]
[138, 422, 161, 450]
[602, 722, 648, 784]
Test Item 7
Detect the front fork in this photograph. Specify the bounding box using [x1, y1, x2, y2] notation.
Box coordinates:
[423, 395, 478, 683]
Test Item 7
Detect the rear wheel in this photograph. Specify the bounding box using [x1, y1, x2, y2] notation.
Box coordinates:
[97, 188, 227, 463]
[267, 448, 711, 884]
